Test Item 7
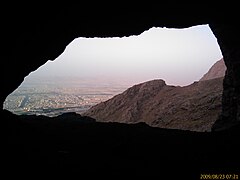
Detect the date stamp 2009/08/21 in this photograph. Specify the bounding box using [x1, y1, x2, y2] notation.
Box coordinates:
[200, 174, 239, 179]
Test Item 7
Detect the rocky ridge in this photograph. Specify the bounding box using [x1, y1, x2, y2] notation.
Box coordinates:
[84, 59, 225, 132]
[200, 58, 226, 81]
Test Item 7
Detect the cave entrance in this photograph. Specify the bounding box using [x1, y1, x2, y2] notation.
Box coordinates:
[3, 24, 224, 131]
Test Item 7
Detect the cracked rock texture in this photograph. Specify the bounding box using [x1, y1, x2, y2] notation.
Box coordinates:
[84, 78, 223, 132]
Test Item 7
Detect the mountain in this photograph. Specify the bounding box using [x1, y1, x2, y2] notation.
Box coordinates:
[83, 78, 223, 132]
[83, 59, 225, 132]
[200, 58, 226, 81]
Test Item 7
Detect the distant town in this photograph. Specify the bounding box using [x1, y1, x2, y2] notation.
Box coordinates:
[3, 76, 129, 117]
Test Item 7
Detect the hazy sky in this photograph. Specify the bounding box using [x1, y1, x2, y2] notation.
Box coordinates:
[28, 24, 222, 86]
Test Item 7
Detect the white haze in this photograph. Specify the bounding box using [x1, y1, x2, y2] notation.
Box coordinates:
[26, 24, 222, 86]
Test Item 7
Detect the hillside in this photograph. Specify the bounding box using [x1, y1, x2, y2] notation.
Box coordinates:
[84, 58, 226, 132]
[200, 58, 226, 81]
[84, 78, 223, 131]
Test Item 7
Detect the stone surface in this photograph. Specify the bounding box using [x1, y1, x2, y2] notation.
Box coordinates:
[2, 4, 240, 177]
[84, 78, 223, 132]
[200, 58, 226, 81]
[210, 23, 240, 130]
[4, 108, 240, 177]
[85, 58, 226, 132]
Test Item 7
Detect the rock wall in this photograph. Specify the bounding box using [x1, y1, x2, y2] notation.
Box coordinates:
[1, 4, 239, 130]
[84, 78, 223, 132]
[210, 23, 240, 130]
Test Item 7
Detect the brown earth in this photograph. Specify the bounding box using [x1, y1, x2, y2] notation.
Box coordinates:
[84, 78, 223, 132]
[84, 58, 225, 132]
[200, 58, 226, 81]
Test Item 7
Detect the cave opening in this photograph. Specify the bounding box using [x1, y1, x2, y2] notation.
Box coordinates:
[3, 4, 240, 177]
[3, 24, 224, 131]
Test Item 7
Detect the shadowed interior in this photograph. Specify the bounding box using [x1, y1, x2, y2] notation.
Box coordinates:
[2, 4, 240, 178]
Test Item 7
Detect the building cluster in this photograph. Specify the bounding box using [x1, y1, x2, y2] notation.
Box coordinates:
[4, 88, 114, 117]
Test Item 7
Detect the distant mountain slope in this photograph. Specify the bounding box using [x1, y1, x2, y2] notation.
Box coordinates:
[84, 77, 223, 132]
[84, 58, 226, 132]
[200, 58, 226, 81]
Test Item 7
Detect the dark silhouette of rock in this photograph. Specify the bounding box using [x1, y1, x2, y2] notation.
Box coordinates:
[53, 112, 96, 123]
[84, 77, 223, 132]
[2, 3, 240, 178]
[1, 4, 239, 130]
[4, 108, 240, 178]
